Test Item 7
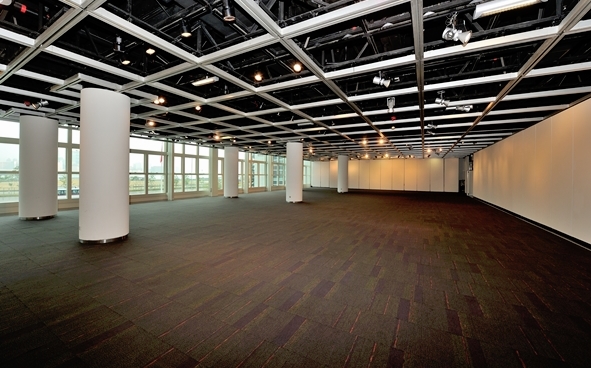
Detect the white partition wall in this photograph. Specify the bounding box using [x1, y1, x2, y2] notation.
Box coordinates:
[286, 142, 303, 203]
[18, 116, 58, 220]
[224, 146, 239, 198]
[329, 160, 338, 188]
[444, 158, 459, 192]
[337, 155, 348, 193]
[430, 159, 444, 192]
[310, 158, 460, 193]
[392, 159, 405, 190]
[349, 159, 359, 189]
[79, 88, 130, 243]
[474, 97, 591, 244]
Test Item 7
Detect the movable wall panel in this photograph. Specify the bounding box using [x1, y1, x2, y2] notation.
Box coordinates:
[404, 159, 417, 191]
[572, 104, 591, 243]
[349, 160, 359, 189]
[417, 159, 430, 191]
[319, 161, 330, 187]
[474, 97, 591, 244]
[329, 160, 338, 188]
[311, 161, 322, 187]
[369, 160, 381, 190]
[380, 160, 392, 190]
[430, 159, 444, 192]
[444, 158, 459, 192]
[359, 160, 370, 189]
[392, 159, 405, 190]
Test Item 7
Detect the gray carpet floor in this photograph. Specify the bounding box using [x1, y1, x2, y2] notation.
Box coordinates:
[1, 189, 590, 367]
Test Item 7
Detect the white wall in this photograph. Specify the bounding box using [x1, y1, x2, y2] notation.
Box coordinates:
[311, 158, 459, 193]
[473, 98, 591, 244]
[329, 160, 338, 188]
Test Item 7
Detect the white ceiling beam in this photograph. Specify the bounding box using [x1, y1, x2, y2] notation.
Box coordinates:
[0, 86, 77, 105]
[527, 61, 591, 78]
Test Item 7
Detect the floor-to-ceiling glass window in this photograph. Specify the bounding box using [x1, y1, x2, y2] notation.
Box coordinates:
[272, 156, 285, 188]
[238, 151, 245, 191]
[129, 137, 167, 195]
[198, 146, 210, 192]
[0, 121, 19, 203]
[303, 160, 311, 187]
[172, 142, 199, 194]
[249, 153, 267, 190]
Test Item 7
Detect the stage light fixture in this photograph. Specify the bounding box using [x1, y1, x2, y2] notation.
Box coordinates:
[180, 20, 192, 37]
[31, 100, 48, 110]
[442, 12, 472, 46]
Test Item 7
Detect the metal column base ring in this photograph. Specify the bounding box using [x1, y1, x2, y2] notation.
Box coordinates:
[79, 234, 128, 244]
[19, 215, 55, 221]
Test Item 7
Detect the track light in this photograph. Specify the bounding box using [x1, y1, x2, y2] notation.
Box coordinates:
[254, 72, 263, 82]
[31, 100, 48, 110]
[387, 97, 395, 113]
[180, 20, 192, 37]
[435, 91, 450, 106]
[455, 105, 473, 112]
[473, 0, 546, 20]
[192, 76, 219, 86]
[293, 62, 303, 73]
[361, 139, 367, 145]
[442, 12, 471, 46]
[222, 0, 235, 22]
[427, 130, 436, 136]
[154, 96, 165, 105]
[373, 75, 391, 88]
[427, 123, 437, 130]
[195, 105, 202, 112]
[378, 137, 384, 144]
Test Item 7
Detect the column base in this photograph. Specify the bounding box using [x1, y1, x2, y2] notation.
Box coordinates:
[287, 200, 303, 203]
[80, 234, 128, 244]
[225, 196, 239, 198]
[19, 215, 55, 221]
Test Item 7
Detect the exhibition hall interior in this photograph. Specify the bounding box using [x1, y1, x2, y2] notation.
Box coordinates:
[1, 0, 591, 367]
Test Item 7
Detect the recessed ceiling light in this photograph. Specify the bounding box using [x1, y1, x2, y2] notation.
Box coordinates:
[254, 72, 263, 82]
[145, 120, 156, 127]
[146, 47, 156, 55]
[293, 63, 302, 73]
[195, 105, 202, 112]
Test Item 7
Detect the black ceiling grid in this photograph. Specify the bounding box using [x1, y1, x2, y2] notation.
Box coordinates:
[0, 0, 590, 159]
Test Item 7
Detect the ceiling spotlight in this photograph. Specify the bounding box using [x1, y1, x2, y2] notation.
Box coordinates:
[361, 139, 367, 145]
[384, 153, 389, 158]
[364, 154, 369, 159]
[31, 100, 48, 110]
[213, 133, 220, 140]
[435, 91, 450, 106]
[192, 76, 219, 86]
[407, 144, 413, 150]
[195, 105, 202, 112]
[254, 72, 263, 82]
[372, 75, 391, 88]
[391, 126, 396, 130]
[378, 137, 384, 145]
[455, 105, 473, 112]
[293, 62, 303, 73]
[427, 130, 436, 136]
[442, 12, 472, 46]
[154, 96, 165, 105]
[473, 0, 546, 20]
[387, 97, 395, 113]
[120, 55, 131, 65]
[146, 47, 156, 55]
[267, 140, 272, 144]
[145, 120, 156, 127]
[427, 123, 437, 129]
[222, 0, 236, 22]
[309, 147, 313, 153]
[180, 19, 192, 37]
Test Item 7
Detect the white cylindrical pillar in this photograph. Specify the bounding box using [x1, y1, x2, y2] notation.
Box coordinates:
[338, 155, 349, 193]
[286, 142, 303, 203]
[79, 88, 130, 243]
[224, 146, 239, 198]
[18, 116, 58, 220]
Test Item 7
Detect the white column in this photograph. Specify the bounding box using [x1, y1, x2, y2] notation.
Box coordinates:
[224, 146, 239, 198]
[338, 155, 349, 193]
[18, 116, 58, 220]
[79, 88, 130, 243]
[286, 142, 303, 203]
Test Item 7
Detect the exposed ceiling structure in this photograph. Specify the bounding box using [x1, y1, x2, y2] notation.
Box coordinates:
[0, 0, 590, 160]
